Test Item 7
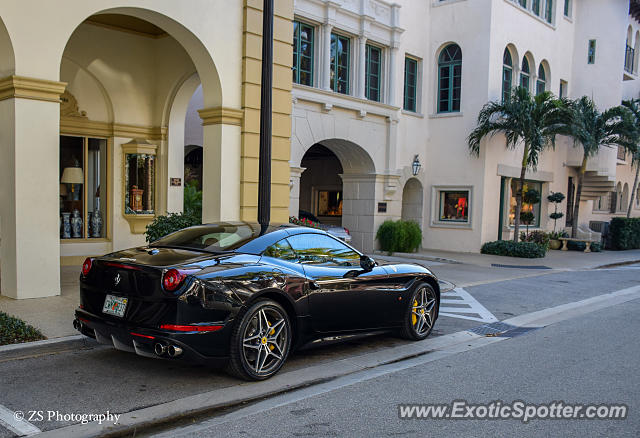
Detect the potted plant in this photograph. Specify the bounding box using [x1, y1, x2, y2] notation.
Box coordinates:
[547, 191, 565, 249]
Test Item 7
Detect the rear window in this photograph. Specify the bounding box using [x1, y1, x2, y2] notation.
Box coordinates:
[151, 224, 259, 252]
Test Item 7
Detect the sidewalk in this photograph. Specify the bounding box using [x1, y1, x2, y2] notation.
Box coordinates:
[374, 248, 640, 270]
[1, 249, 639, 341]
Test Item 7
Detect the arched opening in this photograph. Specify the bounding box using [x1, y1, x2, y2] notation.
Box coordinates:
[622, 183, 630, 212]
[437, 43, 462, 113]
[536, 61, 549, 95]
[58, 10, 221, 250]
[502, 46, 518, 102]
[401, 178, 424, 230]
[299, 144, 344, 227]
[296, 139, 376, 250]
[520, 54, 533, 92]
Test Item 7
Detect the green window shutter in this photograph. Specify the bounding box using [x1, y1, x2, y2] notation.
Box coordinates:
[330, 34, 350, 94]
[404, 57, 417, 112]
[293, 21, 314, 86]
[365, 45, 381, 102]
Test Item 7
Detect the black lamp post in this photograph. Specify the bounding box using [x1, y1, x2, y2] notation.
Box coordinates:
[258, 0, 274, 233]
[411, 155, 421, 176]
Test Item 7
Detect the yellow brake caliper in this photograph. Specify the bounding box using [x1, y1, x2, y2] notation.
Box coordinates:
[412, 300, 418, 326]
[268, 321, 275, 350]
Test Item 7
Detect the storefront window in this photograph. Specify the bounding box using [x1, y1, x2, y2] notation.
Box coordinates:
[509, 180, 542, 227]
[125, 153, 155, 215]
[59, 136, 107, 239]
[439, 191, 469, 222]
[317, 190, 342, 217]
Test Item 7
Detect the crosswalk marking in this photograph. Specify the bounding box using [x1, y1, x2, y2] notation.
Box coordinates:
[0, 404, 41, 436]
[439, 287, 498, 323]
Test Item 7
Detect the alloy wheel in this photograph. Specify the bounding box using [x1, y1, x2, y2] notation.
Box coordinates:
[411, 286, 436, 336]
[241, 305, 289, 376]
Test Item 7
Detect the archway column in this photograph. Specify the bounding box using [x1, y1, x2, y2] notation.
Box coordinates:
[0, 76, 66, 299]
[288, 165, 306, 217]
[198, 107, 243, 222]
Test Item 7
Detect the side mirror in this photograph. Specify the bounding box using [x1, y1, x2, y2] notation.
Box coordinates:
[360, 255, 376, 272]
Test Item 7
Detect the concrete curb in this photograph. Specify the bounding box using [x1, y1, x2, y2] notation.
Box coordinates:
[0, 335, 97, 362]
[594, 259, 640, 269]
[372, 251, 460, 264]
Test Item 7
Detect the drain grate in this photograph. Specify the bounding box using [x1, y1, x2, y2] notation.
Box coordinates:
[491, 264, 552, 270]
[468, 321, 539, 338]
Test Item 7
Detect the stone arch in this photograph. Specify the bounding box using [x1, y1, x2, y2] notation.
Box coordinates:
[521, 51, 535, 91]
[401, 178, 424, 229]
[539, 59, 551, 91]
[60, 55, 114, 123]
[58, 7, 222, 108]
[294, 138, 378, 251]
[0, 16, 15, 76]
[163, 72, 201, 213]
[622, 182, 630, 212]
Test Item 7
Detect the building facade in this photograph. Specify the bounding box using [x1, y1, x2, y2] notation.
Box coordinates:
[1, 0, 639, 300]
[289, 0, 640, 254]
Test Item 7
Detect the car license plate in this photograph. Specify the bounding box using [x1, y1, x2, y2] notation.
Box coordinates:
[102, 294, 128, 318]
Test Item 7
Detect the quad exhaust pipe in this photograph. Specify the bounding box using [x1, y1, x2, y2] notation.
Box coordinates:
[154, 343, 183, 358]
[73, 319, 81, 331]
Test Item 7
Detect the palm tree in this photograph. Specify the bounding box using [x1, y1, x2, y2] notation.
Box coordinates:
[620, 98, 640, 218]
[468, 87, 567, 242]
[560, 97, 638, 237]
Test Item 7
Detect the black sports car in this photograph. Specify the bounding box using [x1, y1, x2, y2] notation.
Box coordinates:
[74, 222, 439, 380]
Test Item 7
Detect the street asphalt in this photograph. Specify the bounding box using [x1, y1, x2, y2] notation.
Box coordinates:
[156, 288, 639, 438]
[0, 265, 638, 437]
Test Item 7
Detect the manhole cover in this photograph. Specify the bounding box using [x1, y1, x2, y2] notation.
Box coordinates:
[468, 321, 538, 338]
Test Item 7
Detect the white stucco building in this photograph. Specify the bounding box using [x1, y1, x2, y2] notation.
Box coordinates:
[289, 0, 640, 253]
[2, 0, 640, 301]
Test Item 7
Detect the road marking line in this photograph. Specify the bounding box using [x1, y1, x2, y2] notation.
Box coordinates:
[439, 287, 498, 323]
[0, 404, 41, 436]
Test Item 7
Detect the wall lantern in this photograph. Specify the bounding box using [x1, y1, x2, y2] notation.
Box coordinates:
[411, 155, 421, 176]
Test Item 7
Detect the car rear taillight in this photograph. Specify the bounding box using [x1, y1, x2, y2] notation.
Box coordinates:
[159, 324, 223, 332]
[344, 228, 350, 235]
[82, 258, 92, 276]
[162, 268, 186, 292]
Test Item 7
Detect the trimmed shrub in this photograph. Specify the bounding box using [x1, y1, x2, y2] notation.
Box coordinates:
[376, 220, 422, 254]
[609, 217, 640, 250]
[481, 240, 547, 258]
[145, 212, 201, 243]
[183, 180, 202, 221]
[520, 230, 551, 250]
[566, 240, 602, 252]
[0, 312, 46, 346]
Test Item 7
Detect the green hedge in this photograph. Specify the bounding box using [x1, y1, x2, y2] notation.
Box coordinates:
[609, 217, 640, 250]
[481, 240, 547, 258]
[567, 240, 602, 252]
[376, 220, 422, 254]
[145, 212, 201, 243]
[0, 312, 46, 346]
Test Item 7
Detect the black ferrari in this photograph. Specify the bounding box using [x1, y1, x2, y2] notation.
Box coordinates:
[74, 222, 440, 380]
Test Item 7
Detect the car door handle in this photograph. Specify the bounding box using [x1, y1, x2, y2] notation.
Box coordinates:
[309, 281, 321, 290]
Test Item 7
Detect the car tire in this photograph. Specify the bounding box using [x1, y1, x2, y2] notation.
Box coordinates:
[399, 282, 437, 341]
[226, 299, 292, 381]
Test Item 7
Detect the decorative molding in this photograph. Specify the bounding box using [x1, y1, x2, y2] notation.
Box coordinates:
[123, 214, 155, 234]
[198, 107, 244, 126]
[60, 90, 87, 118]
[121, 138, 158, 156]
[0, 75, 67, 103]
[60, 117, 166, 140]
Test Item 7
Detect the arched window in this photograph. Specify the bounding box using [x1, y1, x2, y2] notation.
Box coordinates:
[536, 64, 546, 95]
[438, 44, 462, 113]
[502, 48, 513, 102]
[520, 57, 530, 91]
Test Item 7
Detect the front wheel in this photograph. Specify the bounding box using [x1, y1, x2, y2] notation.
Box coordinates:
[400, 283, 437, 341]
[226, 299, 292, 380]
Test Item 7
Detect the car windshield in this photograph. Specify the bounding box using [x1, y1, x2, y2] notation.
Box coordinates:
[151, 223, 259, 252]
